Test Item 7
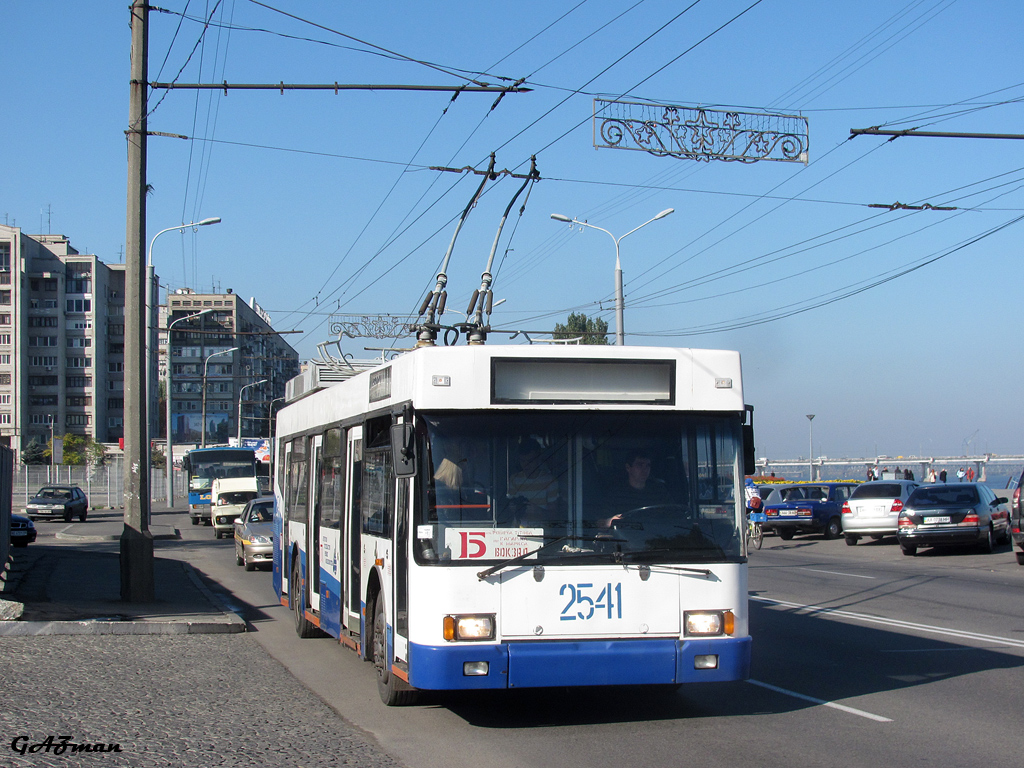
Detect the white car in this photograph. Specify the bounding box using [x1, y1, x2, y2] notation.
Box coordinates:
[842, 480, 919, 545]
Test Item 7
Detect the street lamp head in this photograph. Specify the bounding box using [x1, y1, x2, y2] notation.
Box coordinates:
[653, 208, 675, 220]
[197, 217, 222, 226]
[550, 213, 571, 222]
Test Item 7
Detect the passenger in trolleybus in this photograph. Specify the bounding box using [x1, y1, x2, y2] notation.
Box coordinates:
[417, 412, 743, 565]
[507, 438, 560, 526]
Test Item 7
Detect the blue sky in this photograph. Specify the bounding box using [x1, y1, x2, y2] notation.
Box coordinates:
[3, 0, 1023, 460]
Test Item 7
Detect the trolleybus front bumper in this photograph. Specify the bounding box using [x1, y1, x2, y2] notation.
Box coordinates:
[407, 636, 751, 690]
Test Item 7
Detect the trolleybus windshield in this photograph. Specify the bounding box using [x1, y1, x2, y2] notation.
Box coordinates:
[185, 448, 258, 493]
[416, 411, 743, 566]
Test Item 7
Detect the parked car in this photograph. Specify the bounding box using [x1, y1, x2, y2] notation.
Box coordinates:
[211, 477, 261, 539]
[25, 485, 89, 522]
[842, 480, 919, 545]
[1012, 467, 1024, 565]
[896, 482, 1012, 556]
[10, 513, 37, 547]
[233, 496, 274, 571]
[762, 482, 859, 539]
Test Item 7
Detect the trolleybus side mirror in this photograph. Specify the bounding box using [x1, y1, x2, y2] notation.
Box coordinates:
[391, 423, 417, 478]
[743, 405, 755, 477]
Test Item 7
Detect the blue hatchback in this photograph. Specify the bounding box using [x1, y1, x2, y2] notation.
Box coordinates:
[763, 482, 859, 540]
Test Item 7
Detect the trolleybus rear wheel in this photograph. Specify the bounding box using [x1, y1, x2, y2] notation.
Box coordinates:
[290, 558, 317, 638]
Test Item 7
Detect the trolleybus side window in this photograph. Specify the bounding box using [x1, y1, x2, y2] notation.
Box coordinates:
[362, 425, 393, 537]
[320, 427, 344, 530]
[288, 437, 309, 525]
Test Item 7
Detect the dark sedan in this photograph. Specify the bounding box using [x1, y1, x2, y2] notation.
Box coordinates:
[762, 482, 859, 540]
[897, 483, 1011, 556]
[25, 485, 89, 522]
[10, 513, 37, 546]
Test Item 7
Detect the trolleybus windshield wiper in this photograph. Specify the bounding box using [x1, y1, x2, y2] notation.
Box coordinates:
[475, 534, 625, 580]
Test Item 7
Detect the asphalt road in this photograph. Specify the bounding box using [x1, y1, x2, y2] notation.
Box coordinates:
[164, 510, 1024, 768]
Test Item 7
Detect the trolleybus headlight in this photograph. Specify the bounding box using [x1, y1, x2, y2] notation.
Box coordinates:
[443, 614, 496, 642]
[684, 610, 734, 637]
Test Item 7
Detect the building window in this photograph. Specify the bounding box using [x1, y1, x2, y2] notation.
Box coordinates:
[45, 299, 59, 309]
[44, 279, 58, 291]
[73, 321, 91, 329]
[108, 362, 123, 373]
[66, 414, 91, 427]
[0, 315, 10, 325]
[0, 413, 11, 425]
[67, 357, 91, 368]
[107, 381, 124, 391]
[30, 336, 58, 347]
[108, 324, 125, 336]
[66, 376, 91, 388]
[107, 398, 124, 409]
[30, 414, 55, 426]
[66, 298, 92, 313]
[29, 375, 59, 386]
[66, 338, 92, 348]
[67, 278, 92, 293]
[29, 317, 58, 327]
[30, 396, 59, 406]
[0, 394, 10, 405]
[30, 356, 58, 367]
[0, 334, 9, 345]
[0, 354, 9, 365]
[109, 343, 124, 354]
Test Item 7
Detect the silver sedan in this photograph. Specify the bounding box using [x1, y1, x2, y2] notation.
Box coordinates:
[233, 496, 274, 571]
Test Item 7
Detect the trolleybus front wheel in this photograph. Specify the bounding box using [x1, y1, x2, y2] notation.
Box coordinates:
[372, 596, 416, 706]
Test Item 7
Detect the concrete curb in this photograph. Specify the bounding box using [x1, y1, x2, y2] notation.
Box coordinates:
[0, 562, 246, 637]
[54, 523, 180, 542]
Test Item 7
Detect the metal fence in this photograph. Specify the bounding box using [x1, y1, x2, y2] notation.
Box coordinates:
[11, 458, 184, 510]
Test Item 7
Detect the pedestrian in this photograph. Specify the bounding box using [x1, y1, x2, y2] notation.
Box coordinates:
[956, 466, 966, 482]
[966, 467, 975, 483]
[927, 468, 936, 483]
[939, 468, 947, 483]
[867, 467, 875, 481]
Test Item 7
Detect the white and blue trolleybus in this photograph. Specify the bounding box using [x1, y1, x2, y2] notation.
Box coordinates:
[273, 343, 755, 704]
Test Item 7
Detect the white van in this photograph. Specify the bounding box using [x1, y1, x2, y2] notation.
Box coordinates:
[210, 477, 260, 539]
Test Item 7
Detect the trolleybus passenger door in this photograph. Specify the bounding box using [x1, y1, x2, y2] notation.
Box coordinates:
[308, 434, 323, 613]
[343, 428, 363, 631]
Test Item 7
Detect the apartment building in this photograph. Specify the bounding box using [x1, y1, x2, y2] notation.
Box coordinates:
[0, 225, 159, 458]
[163, 289, 299, 446]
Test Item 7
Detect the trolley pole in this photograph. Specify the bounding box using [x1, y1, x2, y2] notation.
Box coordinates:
[121, 0, 154, 602]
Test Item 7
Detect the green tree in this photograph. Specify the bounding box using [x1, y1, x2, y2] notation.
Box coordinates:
[553, 312, 609, 345]
[21, 439, 48, 465]
[151, 445, 166, 470]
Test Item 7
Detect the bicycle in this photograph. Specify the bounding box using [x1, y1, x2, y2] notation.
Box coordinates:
[746, 508, 765, 550]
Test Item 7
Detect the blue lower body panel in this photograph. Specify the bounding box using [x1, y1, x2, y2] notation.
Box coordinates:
[408, 636, 750, 690]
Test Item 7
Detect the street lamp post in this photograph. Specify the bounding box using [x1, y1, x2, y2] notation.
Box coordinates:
[266, 397, 285, 438]
[148, 217, 220, 498]
[164, 308, 214, 508]
[237, 379, 268, 442]
[202, 346, 238, 448]
[806, 414, 815, 481]
[550, 208, 674, 345]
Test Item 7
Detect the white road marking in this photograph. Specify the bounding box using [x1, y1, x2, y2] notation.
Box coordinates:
[751, 595, 1024, 649]
[801, 567, 876, 579]
[747, 679, 893, 722]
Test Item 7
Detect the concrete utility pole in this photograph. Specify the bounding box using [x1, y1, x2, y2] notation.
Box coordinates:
[121, 0, 153, 602]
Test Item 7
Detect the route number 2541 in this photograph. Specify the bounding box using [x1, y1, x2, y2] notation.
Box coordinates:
[559, 583, 623, 621]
